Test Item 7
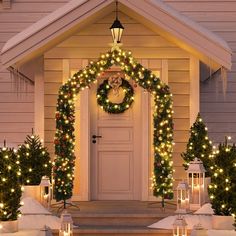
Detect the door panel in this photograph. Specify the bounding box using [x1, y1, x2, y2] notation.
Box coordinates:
[98, 127, 133, 144]
[97, 151, 133, 200]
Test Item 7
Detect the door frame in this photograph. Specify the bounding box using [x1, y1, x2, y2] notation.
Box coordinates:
[73, 59, 168, 201]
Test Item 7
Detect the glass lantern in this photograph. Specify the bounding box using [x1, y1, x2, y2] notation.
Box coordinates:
[173, 215, 188, 236]
[110, 0, 124, 44]
[187, 158, 206, 210]
[175, 181, 190, 214]
[39, 176, 51, 209]
[59, 210, 73, 236]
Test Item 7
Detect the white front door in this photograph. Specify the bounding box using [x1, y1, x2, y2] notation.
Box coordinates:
[90, 75, 142, 200]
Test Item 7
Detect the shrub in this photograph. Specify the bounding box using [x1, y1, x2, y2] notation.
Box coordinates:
[18, 134, 52, 185]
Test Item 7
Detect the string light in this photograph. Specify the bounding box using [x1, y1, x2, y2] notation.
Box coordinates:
[54, 48, 174, 201]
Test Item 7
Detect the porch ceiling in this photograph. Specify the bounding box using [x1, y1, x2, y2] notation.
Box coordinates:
[0, 0, 232, 70]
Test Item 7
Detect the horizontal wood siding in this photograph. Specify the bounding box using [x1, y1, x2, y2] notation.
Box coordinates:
[44, 12, 190, 183]
[163, 0, 236, 144]
[0, 0, 70, 147]
[0, 70, 34, 147]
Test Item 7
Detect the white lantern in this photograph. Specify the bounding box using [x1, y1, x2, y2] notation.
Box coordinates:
[176, 181, 190, 214]
[187, 158, 206, 210]
[39, 176, 51, 209]
[59, 211, 73, 236]
[173, 215, 188, 236]
[190, 223, 207, 236]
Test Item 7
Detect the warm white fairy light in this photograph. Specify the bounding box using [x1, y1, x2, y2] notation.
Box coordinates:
[54, 48, 174, 201]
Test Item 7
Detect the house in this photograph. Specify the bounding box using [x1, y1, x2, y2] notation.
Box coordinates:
[0, 0, 234, 202]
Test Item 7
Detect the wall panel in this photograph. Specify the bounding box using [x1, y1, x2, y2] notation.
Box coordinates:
[163, 0, 236, 144]
[0, 0, 70, 147]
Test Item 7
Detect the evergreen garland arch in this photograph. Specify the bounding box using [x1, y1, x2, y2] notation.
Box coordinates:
[54, 48, 174, 202]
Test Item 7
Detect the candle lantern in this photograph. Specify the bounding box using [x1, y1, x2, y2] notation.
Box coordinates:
[187, 158, 206, 210]
[176, 181, 190, 214]
[59, 211, 73, 236]
[173, 215, 188, 236]
[190, 223, 207, 236]
[39, 176, 51, 209]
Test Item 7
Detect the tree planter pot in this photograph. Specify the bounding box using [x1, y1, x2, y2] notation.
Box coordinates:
[212, 215, 235, 230]
[22, 185, 41, 202]
[0, 220, 18, 233]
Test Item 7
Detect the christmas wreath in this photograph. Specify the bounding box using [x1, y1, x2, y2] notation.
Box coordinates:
[97, 75, 134, 114]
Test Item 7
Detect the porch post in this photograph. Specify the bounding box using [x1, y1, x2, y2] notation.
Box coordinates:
[79, 59, 90, 201]
[190, 56, 200, 126]
[140, 59, 149, 201]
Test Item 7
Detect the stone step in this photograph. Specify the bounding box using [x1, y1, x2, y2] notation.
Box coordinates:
[71, 212, 169, 227]
[52, 227, 173, 236]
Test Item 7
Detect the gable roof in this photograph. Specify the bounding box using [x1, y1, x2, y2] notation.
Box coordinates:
[1, 0, 232, 70]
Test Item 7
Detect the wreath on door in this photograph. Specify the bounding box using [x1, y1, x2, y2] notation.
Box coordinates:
[97, 73, 134, 114]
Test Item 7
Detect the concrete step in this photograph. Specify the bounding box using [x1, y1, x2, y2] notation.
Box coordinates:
[51, 200, 176, 235]
[71, 212, 169, 227]
[52, 226, 173, 236]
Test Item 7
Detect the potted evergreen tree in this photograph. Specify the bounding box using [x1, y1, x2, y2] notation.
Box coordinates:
[0, 143, 22, 233]
[208, 137, 236, 230]
[181, 113, 213, 201]
[18, 134, 52, 202]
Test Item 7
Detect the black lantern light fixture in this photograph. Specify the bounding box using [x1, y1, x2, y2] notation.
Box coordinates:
[110, 0, 124, 44]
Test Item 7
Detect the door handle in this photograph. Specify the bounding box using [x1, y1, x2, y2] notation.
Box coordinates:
[92, 135, 102, 143]
[92, 135, 102, 139]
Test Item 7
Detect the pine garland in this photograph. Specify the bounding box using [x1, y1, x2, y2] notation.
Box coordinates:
[0, 146, 22, 221]
[54, 48, 174, 201]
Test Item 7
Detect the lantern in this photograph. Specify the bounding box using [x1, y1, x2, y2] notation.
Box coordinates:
[187, 158, 206, 210]
[59, 211, 73, 236]
[176, 181, 190, 214]
[173, 215, 188, 236]
[190, 223, 207, 236]
[110, 0, 124, 44]
[39, 225, 53, 236]
[39, 176, 51, 209]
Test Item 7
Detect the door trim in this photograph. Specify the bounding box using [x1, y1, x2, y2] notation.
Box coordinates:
[73, 59, 168, 201]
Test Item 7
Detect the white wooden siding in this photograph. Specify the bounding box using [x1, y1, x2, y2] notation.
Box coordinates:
[163, 0, 236, 144]
[0, 0, 70, 147]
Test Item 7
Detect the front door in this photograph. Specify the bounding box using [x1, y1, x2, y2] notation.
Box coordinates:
[90, 71, 142, 200]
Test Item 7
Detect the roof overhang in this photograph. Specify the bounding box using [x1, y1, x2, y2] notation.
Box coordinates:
[1, 0, 232, 70]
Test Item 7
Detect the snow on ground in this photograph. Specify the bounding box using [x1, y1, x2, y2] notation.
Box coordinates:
[20, 197, 51, 215]
[19, 215, 61, 230]
[19, 197, 61, 230]
[148, 214, 212, 229]
[149, 203, 215, 229]
[194, 203, 214, 215]
[148, 203, 236, 235]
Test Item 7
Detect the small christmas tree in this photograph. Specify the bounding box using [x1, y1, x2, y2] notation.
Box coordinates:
[181, 113, 213, 176]
[18, 134, 52, 185]
[0, 143, 22, 221]
[208, 137, 236, 222]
